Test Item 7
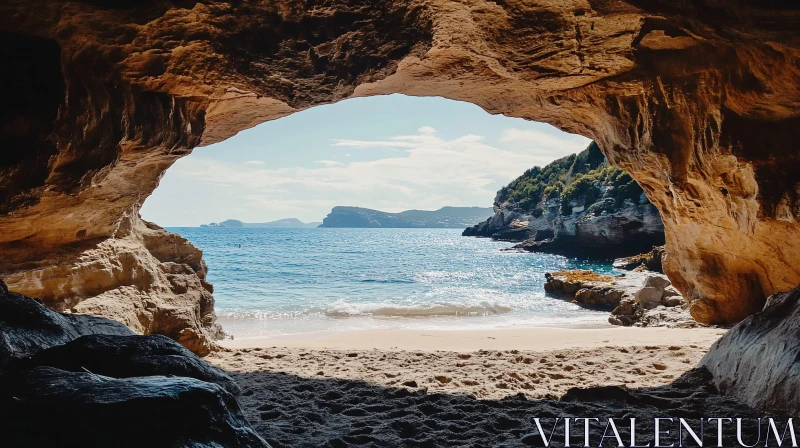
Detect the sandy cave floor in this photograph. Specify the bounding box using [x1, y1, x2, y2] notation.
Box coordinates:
[208, 332, 765, 447]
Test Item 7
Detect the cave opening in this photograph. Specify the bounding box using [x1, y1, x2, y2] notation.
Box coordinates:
[3, 3, 800, 443]
[139, 93, 668, 342]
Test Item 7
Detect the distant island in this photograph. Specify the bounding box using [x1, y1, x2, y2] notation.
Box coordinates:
[319, 206, 493, 228]
[200, 218, 322, 228]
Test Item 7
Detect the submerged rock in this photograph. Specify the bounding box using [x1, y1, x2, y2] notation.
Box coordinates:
[699, 285, 800, 415]
[0, 367, 269, 448]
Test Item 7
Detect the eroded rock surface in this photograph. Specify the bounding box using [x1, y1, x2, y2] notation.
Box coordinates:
[2, 1, 800, 332]
[699, 284, 800, 416]
[544, 270, 698, 327]
[613, 246, 665, 273]
[3, 212, 220, 356]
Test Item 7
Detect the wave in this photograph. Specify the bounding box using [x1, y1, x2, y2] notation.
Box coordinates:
[323, 301, 513, 318]
[358, 278, 416, 284]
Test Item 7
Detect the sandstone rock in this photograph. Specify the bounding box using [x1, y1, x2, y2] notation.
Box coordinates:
[3, 213, 220, 356]
[0, 367, 270, 448]
[664, 296, 685, 307]
[644, 275, 671, 291]
[0, 282, 133, 366]
[9, 334, 241, 396]
[574, 287, 624, 308]
[544, 270, 690, 319]
[634, 287, 663, 309]
[699, 285, 800, 415]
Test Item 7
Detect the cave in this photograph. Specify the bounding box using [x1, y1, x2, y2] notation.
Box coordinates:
[1, 0, 800, 443]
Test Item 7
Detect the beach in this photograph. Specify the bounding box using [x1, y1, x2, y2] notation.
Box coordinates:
[209, 326, 732, 446]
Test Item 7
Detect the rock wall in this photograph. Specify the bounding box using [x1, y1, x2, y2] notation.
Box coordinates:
[699, 285, 800, 415]
[3, 210, 220, 356]
[1, 0, 800, 340]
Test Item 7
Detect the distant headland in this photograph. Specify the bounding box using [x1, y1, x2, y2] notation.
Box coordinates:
[200, 218, 321, 228]
[319, 206, 493, 228]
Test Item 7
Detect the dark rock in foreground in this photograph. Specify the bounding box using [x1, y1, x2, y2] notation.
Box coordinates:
[700, 284, 800, 416]
[0, 281, 269, 447]
[0, 280, 133, 366]
[0, 367, 268, 448]
[9, 334, 241, 396]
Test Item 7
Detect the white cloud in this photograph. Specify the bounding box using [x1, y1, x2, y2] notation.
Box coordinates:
[164, 127, 592, 221]
[314, 160, 344, 167]
[244, 160, 265, 165]
[418, 126, 436, 135]
[332, 139, 415, 149]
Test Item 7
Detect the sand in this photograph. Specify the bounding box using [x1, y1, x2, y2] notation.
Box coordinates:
[217, 326, 726, 352]
[209, 327, 738, 447]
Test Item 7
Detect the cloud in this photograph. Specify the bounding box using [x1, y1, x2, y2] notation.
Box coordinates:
[166, 126, 593, 220]
[244, 160, 265, 165]
[418, 126, 436, 135]
[314, 160, 344, 167]
[332, 139, 415, 149]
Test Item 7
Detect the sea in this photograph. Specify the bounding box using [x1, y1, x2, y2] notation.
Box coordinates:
[169, 228, 618, 340]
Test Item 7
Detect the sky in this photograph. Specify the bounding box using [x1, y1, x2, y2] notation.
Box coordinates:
[141, 94, 591, 226]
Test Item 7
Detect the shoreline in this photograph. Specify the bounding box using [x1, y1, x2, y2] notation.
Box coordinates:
[218, 325, 726, 351]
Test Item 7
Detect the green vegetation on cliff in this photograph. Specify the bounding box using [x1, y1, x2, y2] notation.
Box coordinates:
[496, 142, 645, 215]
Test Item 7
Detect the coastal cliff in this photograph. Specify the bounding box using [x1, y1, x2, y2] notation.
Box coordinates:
[464, 143, 664, 258]
[320, 206, 493, 228]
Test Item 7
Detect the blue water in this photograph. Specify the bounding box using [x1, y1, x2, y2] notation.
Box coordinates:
[169, 228, 617, 339]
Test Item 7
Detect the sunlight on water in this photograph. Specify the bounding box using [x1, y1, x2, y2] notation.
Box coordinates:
[169, 228, 618, 338]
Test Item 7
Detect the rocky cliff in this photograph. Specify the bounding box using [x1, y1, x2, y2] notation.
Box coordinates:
[464, 143, 664, 257]
[320, 206, 493, 228]
[1, 0, 800, 346]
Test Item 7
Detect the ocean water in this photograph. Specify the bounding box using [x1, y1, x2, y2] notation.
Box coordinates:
[169, 228, 617, 339]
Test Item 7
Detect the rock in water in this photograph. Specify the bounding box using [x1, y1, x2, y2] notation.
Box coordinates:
[543, 270, 698, 327]
[613, 246, 665, 273]
[8, 334, 241, 396]
[0, 281, 133, 366]
[699, 285, 800, 415]
[0, 367, 270, 448]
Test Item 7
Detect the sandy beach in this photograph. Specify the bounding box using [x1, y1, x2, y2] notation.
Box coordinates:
[209, 326, 735, 447]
